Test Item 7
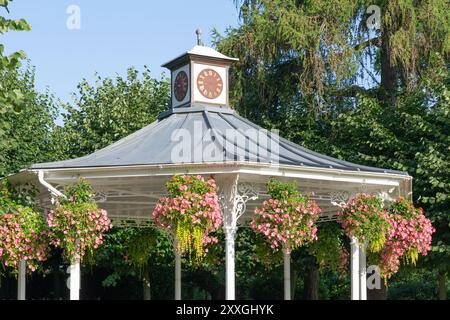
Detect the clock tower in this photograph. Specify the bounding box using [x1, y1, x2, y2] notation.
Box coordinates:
[161, 29, 238, 109]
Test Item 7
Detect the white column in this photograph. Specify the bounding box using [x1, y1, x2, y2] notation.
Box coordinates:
[350, 236, 360, 300]
[218, 174, 257, 301]
[359, 241, 367, 300]
[174, 246, 181, 300]
[220, 174, 239, 301]
[17, 259, 26, 300]
[69, 257, 80, 300]
[224, 226, 236, 300]
[283, 248, 291, 300]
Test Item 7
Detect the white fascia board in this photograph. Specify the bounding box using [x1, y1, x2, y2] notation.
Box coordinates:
[30, 162, 410, 187]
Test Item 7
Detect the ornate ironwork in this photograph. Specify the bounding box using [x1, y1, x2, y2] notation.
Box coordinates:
[330, 191, 351, 208]
[93, 190, 108, 203]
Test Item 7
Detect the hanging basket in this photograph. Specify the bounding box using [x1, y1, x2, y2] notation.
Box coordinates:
[0, 206, 50, 274]
[153, 175, 222, 263]
[0, 181, 50, 274]
[378, 197, 435, 279]
[338, 193, 390, 253]
[47, 178, 113, 264]
[251, 178, 320, 254]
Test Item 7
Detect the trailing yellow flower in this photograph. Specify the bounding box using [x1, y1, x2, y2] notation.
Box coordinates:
[153, 175, 222, 266]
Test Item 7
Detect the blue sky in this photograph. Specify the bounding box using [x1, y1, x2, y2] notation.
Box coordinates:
[3, 0, 239, 103]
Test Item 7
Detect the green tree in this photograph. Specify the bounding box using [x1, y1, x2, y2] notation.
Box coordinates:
[215, 0, 449, 299]
[0, 63, 58, 176]
[55, 67, 170, 159]
[218, 0, 449, 112]
[94, 226, 173, 300]
[331, 55, 449, 298]
[0, 0, 32, 174]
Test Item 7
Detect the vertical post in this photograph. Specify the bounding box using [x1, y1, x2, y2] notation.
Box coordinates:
[218, 174, 256, 301]
[359, 241, 367, 300]
[283, 247, 291, 300]
[174, 244, 181, 300]
[350, 236, 360, 300]
[220, 174, 240, 301]
[224, 226, 236, 300]
[17, 259, 26, 300]
[69, 257, 80, 300]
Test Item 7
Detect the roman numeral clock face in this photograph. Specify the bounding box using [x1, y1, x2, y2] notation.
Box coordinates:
[196, 68, 223, 99]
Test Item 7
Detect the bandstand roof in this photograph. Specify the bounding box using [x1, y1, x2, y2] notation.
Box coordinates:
[30, 105, 406, 175]
[7, 105, 411, 226]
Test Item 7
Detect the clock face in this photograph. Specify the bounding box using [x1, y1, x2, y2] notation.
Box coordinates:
[196, 68, 223, 99]
[174, 71, 188, 102]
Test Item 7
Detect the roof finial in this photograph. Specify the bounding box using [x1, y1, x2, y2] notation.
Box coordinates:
[195, 28, 203, 46]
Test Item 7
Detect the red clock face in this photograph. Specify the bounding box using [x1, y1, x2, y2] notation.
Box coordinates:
[174, 71, 188, 102]
[197, 68, 223, 99]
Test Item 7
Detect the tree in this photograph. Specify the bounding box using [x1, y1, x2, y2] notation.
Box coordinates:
[215, 0, 449, 299]
[54, 67, 170, 159]
[0, 63, 58, 176]
[0, 0, 32, 174]
[0, 0, 31, 110]
[94, 226, 173, 300]
[217, 0, 449, 112]
[332, 57, 449, 298]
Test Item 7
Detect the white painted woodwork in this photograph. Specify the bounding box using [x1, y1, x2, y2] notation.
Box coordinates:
[17, 260, 26, 300]
[350, 236, 360, 300]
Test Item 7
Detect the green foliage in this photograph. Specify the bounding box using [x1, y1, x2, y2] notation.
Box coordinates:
[218, 0, 449, 113]
[95, 226, 173, 288]
[124, 227, 158, 274]
[0, 64, 59, 177]
[167, 175, 212, 196]
[266, 177, 303, 202]
[253, 233, 283, 268]
[387, 266, 446, 300]
[0, 179, 37, 209]
[332, 60, 449, 273]
[54, 67, 170, 160]
[0, 0, 31, 109]
[309, 222, 348, 276]
[0, 1, 32, 171]
[60, 177, 95, 205]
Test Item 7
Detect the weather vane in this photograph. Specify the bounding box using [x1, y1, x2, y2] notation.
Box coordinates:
[196, 28, 203, 46]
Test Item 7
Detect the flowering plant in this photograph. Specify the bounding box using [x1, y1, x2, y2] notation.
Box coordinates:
[48, 178, 112, 263]
[0, 206, 50, 274]
[0, 180, 50, 274]
[153, 175, 222, 263]
[251, 178, 320, 253]
[378, 197, 435, 279]
[338, 193, 390, 253]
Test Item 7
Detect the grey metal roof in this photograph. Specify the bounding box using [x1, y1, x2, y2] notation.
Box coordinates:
[30, 105, 407, 175]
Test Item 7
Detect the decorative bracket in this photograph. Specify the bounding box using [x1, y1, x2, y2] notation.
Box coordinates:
[218, 174, 259, 239]
[330, 191, 352, 208]
[93, 190, 108, 203]
[234, 183, 259, 221]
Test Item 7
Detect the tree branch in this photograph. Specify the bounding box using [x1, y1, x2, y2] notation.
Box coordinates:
[354, 36, 380, 51]
[327, 85, 378, 98]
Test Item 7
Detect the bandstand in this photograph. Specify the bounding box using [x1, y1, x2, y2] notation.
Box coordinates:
[5, 38, 412, 301]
